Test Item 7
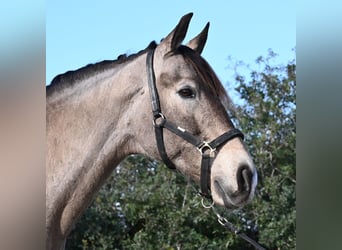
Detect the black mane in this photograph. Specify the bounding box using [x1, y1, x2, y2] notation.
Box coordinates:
[47, 41, 157, 94]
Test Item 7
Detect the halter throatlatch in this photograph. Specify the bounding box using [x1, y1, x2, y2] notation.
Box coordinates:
[146, 48, 244, 199]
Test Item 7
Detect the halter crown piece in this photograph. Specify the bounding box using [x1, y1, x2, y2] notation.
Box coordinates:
[146, 48, 244, 199]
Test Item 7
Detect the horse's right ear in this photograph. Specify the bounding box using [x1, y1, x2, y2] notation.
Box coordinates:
[159, 13, 193, 53]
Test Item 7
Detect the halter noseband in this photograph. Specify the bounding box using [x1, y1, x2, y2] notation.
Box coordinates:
[146, 48, 244, 199]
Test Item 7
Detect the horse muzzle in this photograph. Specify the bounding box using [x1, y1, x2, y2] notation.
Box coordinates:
[212, 163, 257, 209]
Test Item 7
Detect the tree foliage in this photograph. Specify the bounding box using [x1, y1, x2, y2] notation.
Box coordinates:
[66, 49, 296, 250]
[232, 49, 296, 249]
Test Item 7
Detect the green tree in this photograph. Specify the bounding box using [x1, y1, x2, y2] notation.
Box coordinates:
[231, 49, 296, 249]
[67, 156, 239, 249]
[66, 49, 296, 250]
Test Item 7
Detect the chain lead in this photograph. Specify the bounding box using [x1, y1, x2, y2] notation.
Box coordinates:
[209, 204, 267, 250]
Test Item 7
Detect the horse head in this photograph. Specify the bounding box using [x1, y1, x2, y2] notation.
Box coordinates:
[137, 13, 257, 209]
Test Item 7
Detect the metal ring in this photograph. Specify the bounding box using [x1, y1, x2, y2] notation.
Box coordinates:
[153, 112, 166, 126]
[201, 197, 214, 209]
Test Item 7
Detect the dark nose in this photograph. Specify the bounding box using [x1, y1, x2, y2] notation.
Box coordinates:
[237, 165, 253, 193]
[226, 165, 253, 205]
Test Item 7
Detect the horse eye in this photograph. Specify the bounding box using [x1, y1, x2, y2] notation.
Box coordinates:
[178, 88, 195, 98]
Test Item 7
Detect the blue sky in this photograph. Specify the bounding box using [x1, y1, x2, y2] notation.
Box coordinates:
[47, 1, 295, 96]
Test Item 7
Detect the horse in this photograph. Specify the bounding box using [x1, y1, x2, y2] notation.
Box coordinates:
[46, 13, 257, 249]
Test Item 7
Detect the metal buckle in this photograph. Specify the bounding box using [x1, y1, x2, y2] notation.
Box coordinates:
[153, 112, 166, 126]
[197, 141, 216, 157]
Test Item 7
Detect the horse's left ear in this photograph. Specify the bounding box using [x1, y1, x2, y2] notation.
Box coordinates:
[159, 13, 193, 53]
[186, 22, 210, 55]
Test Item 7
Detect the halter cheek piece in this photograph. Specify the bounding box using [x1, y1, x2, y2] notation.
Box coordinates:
[146, 48, 244, 199]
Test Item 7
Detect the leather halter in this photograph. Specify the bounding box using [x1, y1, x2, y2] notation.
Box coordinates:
[146, 48, 244, 199]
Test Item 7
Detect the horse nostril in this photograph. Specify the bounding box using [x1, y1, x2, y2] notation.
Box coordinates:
[238, 165, 252, 193]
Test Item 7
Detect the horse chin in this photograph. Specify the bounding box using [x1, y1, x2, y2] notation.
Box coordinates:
[212, 180, 252, 210]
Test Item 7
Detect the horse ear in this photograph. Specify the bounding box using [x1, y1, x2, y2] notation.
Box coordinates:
[187, 22, 210, 55]
[160, 13, 193, 52]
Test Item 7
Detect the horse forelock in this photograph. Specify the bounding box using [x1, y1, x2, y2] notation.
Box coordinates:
[175, 46, 235, 113]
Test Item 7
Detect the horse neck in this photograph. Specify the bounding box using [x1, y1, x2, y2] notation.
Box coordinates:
[46, 53, 148, 240]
